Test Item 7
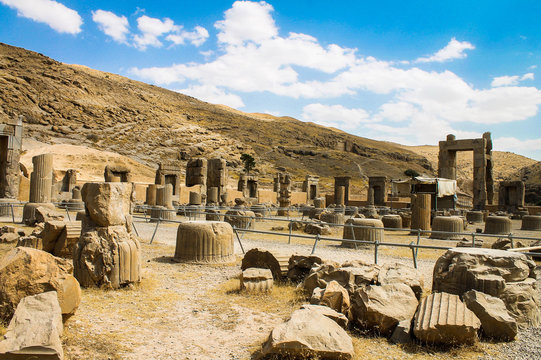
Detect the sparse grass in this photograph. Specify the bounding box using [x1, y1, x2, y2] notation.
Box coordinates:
[63, 320, 129, 360]
[351, 336, 488, 360]
[0, 323, 7, 337]
[209, 277, 305, 321]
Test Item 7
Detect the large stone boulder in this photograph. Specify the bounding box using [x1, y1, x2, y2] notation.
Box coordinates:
[320, 280, 350, 315]
[81, 182, 132, 227]
[0, 247, 81, 322]
[261, 308, 354, 359]
[351, 283, 418, 335]
[413, 292, 481, 344]
[300, 304, 349, 329]
[432, 248, 539, 327]
[0, 291, 63, 360]
[287, 254, 329, 283]
[377, 262, 424, 300]
[304, 261, 381, 296]
[463, 290, 517, 340]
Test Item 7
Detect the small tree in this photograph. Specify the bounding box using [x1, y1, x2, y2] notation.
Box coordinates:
[404, 169, 420, 179]
[240, 153, 256, 176]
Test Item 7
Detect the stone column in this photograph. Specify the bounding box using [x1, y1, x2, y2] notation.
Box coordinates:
[155, 186, 165, 206]
[146, 184, 157, 206]
[367, 187, 375, 206]
[411, 194, 431, 231]
[208, 187, 219, 204]
[29, 154, 53, 203]
[335, 186, 345, 206]
[163, 184, 173, 209]
[189, 191, 202, 205]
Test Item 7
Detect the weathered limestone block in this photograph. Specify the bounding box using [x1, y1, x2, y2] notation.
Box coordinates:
[413, 292, 481, 344]
[381, 214, 402, 229]
[320, 211, 345, 226]
[463, 290, 517, 340]
[335, 186, 345, 206]
[81, 182, 132, 227]
[351, 283, 418, 335]
[304, 261, 381, 296]
[320, 280, 350, 315]
[499, 278, 541, 327]
[300, 304, 349, 329]
[53, 222, 81, 258]
[287, 254, 328, 283]
[430, 216, 464, 240]
[341, 218, 384, 248]
[241, 248, 289, 280]
[466, 211, 484, 223]
[22, 203, 62, 226]
[174, 221, 234, 263]
[74, 218, 141, 289]
[150, 206, 176, 221]
[41, 221, 66, 253]
[0, 233, 19, 243]
[16, 235, 42, 249]
[262, 309, 354, 360]
[313, 198, 325, 208]
[399, 212, 411, 228]
[432, 248, 539, 327]
[390, 319, 413, 344]
[0, 291, 63, 360]
[377, 262, 424, 300]
[433, 248, 535, 295]
[0, 247, 81, 322]
[240, 268, 273, 292]
[310, 287, 324, 304]
[205, 207, 222, 221]
[484, 216, 512, 235]
[521, 215, 541, 231]
[224, 209, 255, 229]
[304, 222, 331, 235]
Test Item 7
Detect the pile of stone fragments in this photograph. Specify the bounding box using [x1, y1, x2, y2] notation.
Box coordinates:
[240, 247, 540, 359]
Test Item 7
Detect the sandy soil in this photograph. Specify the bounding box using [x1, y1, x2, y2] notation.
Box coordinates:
[20, 139, 156, 183]
[1, 211, 540, 360]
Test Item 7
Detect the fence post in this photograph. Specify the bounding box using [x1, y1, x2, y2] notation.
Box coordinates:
[233, 226, 245, 254]
[10, 204, 15, 223]
[509, 233, 514, 249]
[288, 220, 292, 244]
[415, 229, 421, 257]
[65, 206, 71, 221]
[374, 240, 379, 265]
[472, 233, 476, 248]
[149, 210, 162, 244]
[132, 221, 140, 237]
[311, 234, 320, 255]
[410, 241, 417, 269]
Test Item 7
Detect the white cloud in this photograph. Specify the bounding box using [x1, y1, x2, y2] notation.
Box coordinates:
[0, 0, 82, 34]
[301, 103, 371, 130]
[92, 10, 129, 43]
[129, 1, 541, 153]
[133, 15, 180, 49]
[491, 72, 535, 87]
[495, 137, 541, 153]
[416, 37, 475, 63]
[178, 85, 245, 109]
[166, 26, 209, 47]
[215, 0, 277, 45]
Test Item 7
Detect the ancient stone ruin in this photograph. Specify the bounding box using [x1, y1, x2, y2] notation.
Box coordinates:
[438, 133, 494, 210]
[0, 115, 23, 210]
[207, 158, 228, 201]
[276, 173, 292, 216]
[22, 154, 59, 225]
[155, 160, 181, 198]
[174, 221, 234, 263]
[186, 157, 207, 191]
[368, 176, 388, 206]
[334, 176, 350, 206]
[73, 182, 141, 289]
[104, 164, 132, 182]
[498, 180, 525, 212]
[302, 175, 320, 203]
[238, 174, 258, 198]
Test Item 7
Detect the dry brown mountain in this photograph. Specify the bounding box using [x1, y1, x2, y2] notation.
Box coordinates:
[0, 42, 536, 196]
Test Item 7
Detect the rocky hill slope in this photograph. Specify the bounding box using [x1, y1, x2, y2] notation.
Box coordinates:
[0, 42, 536, 197]
[0, 42, 432, 191]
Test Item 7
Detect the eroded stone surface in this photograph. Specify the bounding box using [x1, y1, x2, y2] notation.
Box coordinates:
[0, 291, 63, 360]
[240, 268, 273, 292]
[262, 308, 354, 360]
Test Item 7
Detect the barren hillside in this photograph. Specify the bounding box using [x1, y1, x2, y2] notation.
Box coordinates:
[0, 42, 431, 191]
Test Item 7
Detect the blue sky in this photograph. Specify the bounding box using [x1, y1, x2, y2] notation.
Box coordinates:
[1, 1, 541, 160]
